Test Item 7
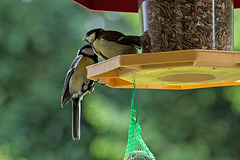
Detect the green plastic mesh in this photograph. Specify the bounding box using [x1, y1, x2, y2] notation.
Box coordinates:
[124, 85, 155, 160]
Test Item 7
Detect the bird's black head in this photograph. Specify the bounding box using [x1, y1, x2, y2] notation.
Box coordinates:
[78, 44, 94, 56]
[83, 28, 104, 44]
[78, 44, 98, 63]
[86, 28, 104, 37]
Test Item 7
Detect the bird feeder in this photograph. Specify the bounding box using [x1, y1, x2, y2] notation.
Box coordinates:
[74, 0, 240, 90]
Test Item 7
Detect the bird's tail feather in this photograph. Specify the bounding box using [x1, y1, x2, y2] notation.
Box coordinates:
[125, 36, 141, 48]
[72, 98, 81, 141]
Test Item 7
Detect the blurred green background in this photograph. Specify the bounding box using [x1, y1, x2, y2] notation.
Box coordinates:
[0, 1, 240, 160]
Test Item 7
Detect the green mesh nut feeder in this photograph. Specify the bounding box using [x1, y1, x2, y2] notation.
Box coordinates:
[124, 85, 155, 160]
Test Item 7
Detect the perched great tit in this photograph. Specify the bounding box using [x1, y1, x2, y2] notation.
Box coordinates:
[61, 44, 98, 141]
[83, 28, 141, 60]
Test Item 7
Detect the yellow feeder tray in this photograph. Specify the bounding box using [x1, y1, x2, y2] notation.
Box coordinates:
[87, 49, 240, 90]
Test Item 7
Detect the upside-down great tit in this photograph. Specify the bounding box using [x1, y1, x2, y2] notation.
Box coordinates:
[61, 44, 98, 141]
[83, 28, 141, 60]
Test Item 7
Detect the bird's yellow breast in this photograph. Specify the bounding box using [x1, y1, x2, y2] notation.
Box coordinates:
[69, 56, 95, 94]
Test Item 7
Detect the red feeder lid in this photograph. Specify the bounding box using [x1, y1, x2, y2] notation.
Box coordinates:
[73, 0, 138, 12]
[235, 0, 240, 8]
[73, 0, 239, 12]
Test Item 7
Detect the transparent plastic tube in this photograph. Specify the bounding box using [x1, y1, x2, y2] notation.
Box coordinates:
[139, 0, 234, 53]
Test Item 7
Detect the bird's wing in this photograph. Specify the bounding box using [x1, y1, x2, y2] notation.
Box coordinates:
[101, 30, 125, 41]
[70, 55, 82, 69]
[101, 31, 141, 48]
[61, 55, 83, 107]
[61, 68, 74, 107]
